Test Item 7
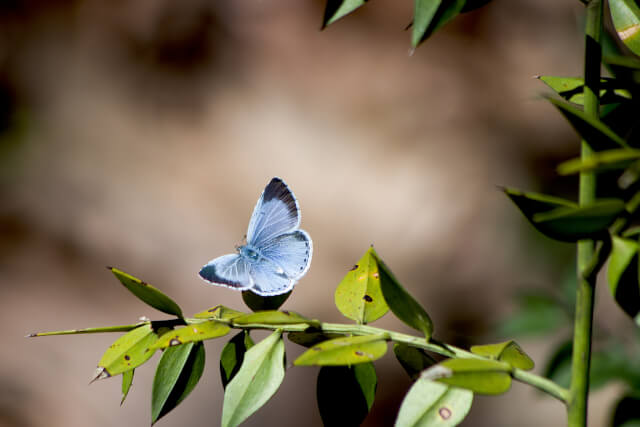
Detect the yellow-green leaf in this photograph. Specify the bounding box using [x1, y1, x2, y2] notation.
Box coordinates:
[335, 247, 389, 324]
[27, 322, 146, 337]
[121, 369, 134, 405]
[288, 331, 342, 348]
[422, 358, 512, 395]
[93, 324, 158, 380]
[395, 378, 473, 427]
[194, 305, 245, 320]
[557, 149, 640, 175]
[610, 0, 640, 56]
[294, 334, 388, 366]
[109, 267, 183, 319]
[151, 321, 230, 349]
[470, 341, 534, 371]
[608, 236, 640, 318]
[232, 310, 318, 327]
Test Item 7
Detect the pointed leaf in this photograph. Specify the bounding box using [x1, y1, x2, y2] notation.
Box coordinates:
[557, 149, 640, 175]
[242, 290, 291, 312]
[530, 199, 625, 242]
[93, 324, 158, 380]
[395, 378, 473, 427]
[151, 342, 205, 424]
[394, 343, 437, 380]
[412, 0, 442, 47]
[322, 0, 367, 28]
[288, 331, 342, 348]
[426, 0, 466, 36]
[194, 305, 245, 320]
[422, 358, 512, 395]
[295, 334, 388, 366]
[608, 236, 640, 318]
[335, 247, 389, 324]
[470, 341, 534, 371]
[109, 267, 183, 319]
[221, 331, 285, 427]
[232, 310, 319, 327]
[27, 322, 146, 337]
[610, 0, 640, 56]
[374, 249, 433, 339]
[317, 363, 377, 426]
[538, 76, 631, 105]
[548, 98, 627, 151]
[151, 321, 230, 349]
[121, 369, 134, 405]
[220, 331, 255, 390]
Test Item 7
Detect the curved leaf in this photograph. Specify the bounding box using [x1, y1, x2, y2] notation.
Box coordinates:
[233, 310, 318, 327]
[608, 236, 640, 318]
[151, 321, 230, 349]
[242, 290, 291, 312]
[222, 331, 286, 427]
[288, 331, 342, 348]
[557, 149, 640, 175]
[220, 331, 255, 390]
[374, 249, 433, 339]
[109, 267, 183, 319]
[93, 324, 158, 380]
[395, 378, 473, 427]
[151, 342, 205, 424]
[317, 363, 377, 426]
[393, 343, 437, 380]
[610, 0, 640, 56]
[28, 322, 146, 337]
[322, 0, 367, 28]
[194, 305, 245, 320]
[335, 247, 389, 324]
[422, 358, 512, 395]
[470, 341, 534, 371]
[295, 334, 388, 366]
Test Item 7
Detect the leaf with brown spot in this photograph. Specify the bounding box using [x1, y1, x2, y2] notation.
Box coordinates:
[151, 321, 231, 350]
[194, 305, 245, 320]
[294, 334, 387, 366]
[93, 324, 159, 380]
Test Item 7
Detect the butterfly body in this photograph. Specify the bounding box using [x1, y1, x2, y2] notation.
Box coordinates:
[199, 177, 312, 296]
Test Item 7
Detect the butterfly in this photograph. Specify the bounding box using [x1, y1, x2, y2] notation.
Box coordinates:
[199, 177, 313, 296]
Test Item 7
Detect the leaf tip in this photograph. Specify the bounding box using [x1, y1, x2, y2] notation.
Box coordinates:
[25, 332, 37, 338]
[90, 367, 110, 384]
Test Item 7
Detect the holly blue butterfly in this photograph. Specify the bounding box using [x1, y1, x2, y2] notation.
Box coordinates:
[199, 177, 313, 296]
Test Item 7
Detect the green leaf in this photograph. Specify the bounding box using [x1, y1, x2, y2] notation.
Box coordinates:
[395, 378, 473, 427]
[422, 358, 512, 395]
[548, 98, 627, 151]
[538, 76, 631, 105]
[412, 0, 442, 47]
[220, 331, 255, 390]
[470, 341, 534, 371]
[121, 369, 134, 405]
[92, 324, 159, 380]
[610, 0, 640, 57]
[334, 247, 389, 324]
[194, 305, 245, 320]
[393, 343, 437, 380]
[543, 340, 572, 388]
[322, 0, 367, 28]
[557, 149, 640, 175]
[608, 236, 640, 318]
[497, 292, 567, 337]
[287, 331, 342, 348]
[317, 363, 377, 426]
[295, 334, 388, 366]
[151, 342, 205, 424]
[232, 310, 319, 327]
[242, 290, 291, 312]
[221, 330, 286, 427]
[27, 322, 147, 337]
[109, 267, 183, 319]
[504, 189, 624, 242]
[374, 249, 433, 339]
[151, 320, 230, 349]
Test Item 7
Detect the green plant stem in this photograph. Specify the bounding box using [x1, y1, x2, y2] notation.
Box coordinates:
[569, 0, 603, 426]
[187, 317, 568, 403]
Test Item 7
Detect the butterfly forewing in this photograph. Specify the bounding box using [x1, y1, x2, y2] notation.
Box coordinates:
[199, 254, 253, 291]
[246, 178, 300, 247]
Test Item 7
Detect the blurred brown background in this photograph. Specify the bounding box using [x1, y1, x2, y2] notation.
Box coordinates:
[0, 0, 632, 426]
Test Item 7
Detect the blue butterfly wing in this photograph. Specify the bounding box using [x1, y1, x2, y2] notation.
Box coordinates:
[248, 258, 295, 296]
[247, 177, 300, 247]
[260, 230, 312, 280]
[199, 254, 253, 291]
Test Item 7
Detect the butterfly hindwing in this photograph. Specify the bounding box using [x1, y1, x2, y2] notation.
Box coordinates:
[248, 257, 295, 296]
[260, 230, 312, 280]
[246, 177, 300, 247]
[199, 254, 253, 291]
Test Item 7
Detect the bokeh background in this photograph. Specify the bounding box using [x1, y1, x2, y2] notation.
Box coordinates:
[1, 1, 634, 426]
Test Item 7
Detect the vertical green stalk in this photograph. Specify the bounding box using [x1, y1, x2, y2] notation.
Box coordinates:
[569, 0, 603, 426]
